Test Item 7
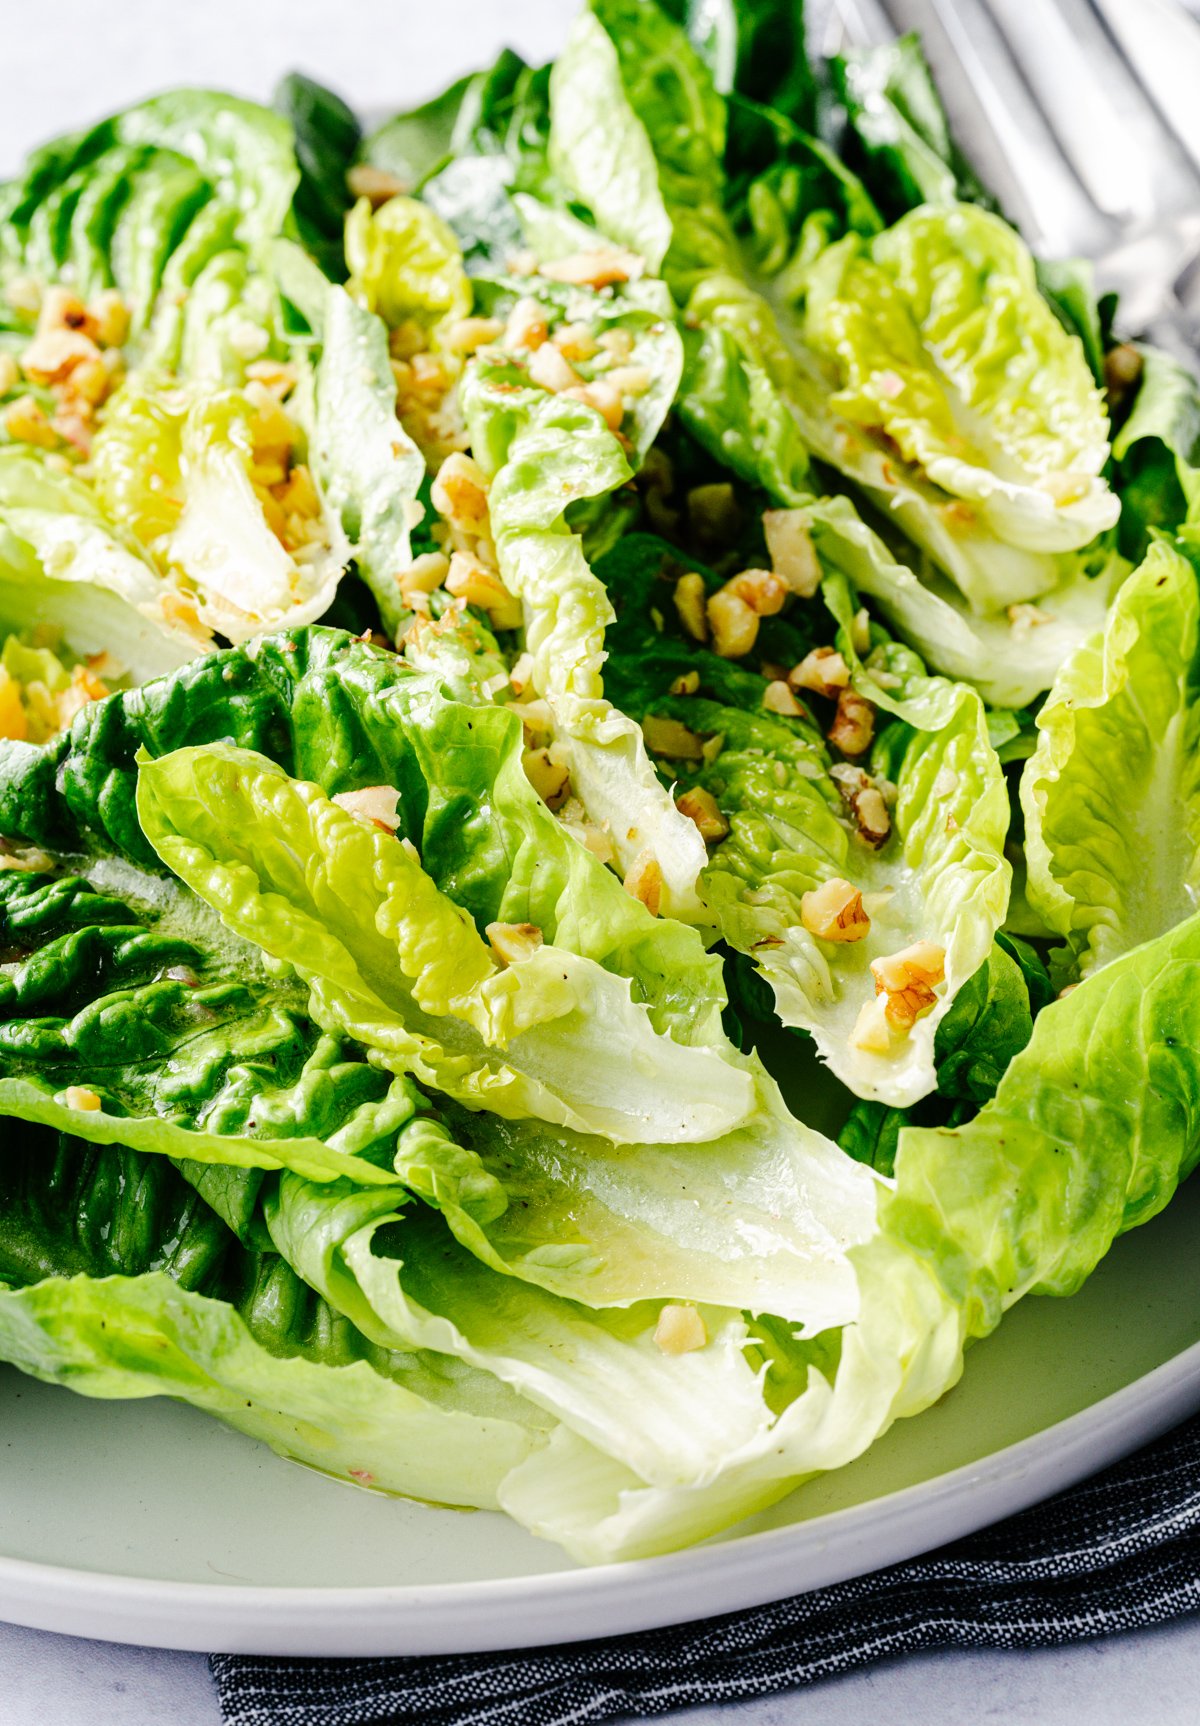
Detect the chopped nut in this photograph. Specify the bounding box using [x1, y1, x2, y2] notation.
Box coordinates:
[871, 941, 946, 1029]
[596, 326, 635, 363]
[509, 651, 536, 698]
[829, 688, 875, 756]
[486, 921, 544, 966]
[529, 342, 582, 393]
[676, 786, 729, 842]
[624, 848, 663, 917]
[707, 587, 759, 659]
[20, 326, 99, 385]
[332, 785, 401, 832]
[854, 787, 891, 846]
[347, 163, 409, 206]
[524, 746, 571, 810]
[728, 568, 787, 617]
[701, 732, 725, 767]
[398, 551, 450, 602]
[800, 878, 870, 944]
[763, 679, 803, 717]
[505, 296, 549, 351]
[63, 1085, 102, 1112]
[789, 647, 850, 699]
[519, 699, 555, 743]
[933, 767, 959, 800]
[445, 552, 523, 629]
[90, 289, 129, 349]
[673, 571, 709, 643]
[669, 669, 700, 696]
[539, 247, 643, 288]
[852, 997, 893, 1054]
[2, 395, 57, 448]
[561, 378, 623, 431]
[551, 321, 598, 362]
[763, 509, 821, 597]
[431, 451, 491, 536]
[642, 713, 705, 761]
[654, 1303, 707, 1354]
[443, 316, 505, 354]
[605, 364, 652, 397]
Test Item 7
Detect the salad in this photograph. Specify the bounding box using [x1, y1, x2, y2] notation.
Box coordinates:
[0, 0, 1197, 1567]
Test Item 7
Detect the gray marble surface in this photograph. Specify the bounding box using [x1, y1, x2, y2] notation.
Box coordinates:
[4, 1, 1200, 1721]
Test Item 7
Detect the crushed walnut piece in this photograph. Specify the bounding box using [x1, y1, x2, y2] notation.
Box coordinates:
[789, 647, 850, 699]
[800, 878, 871, 944]
[523, 746, 571, 810]
[763, 509, 821, 597]
[486, 921, 544, 966]
[828, 687, 875, 756]
[675, 786, 729, 843]
[654, 1303, 707, 1354]
[831, 765, 892, 848]
[538, 247, 643, 288]
[871, 941, 946, 1030]
[332, 785, 401, 833]
[624, 848, 663, 917]
[673, 571, 709, 643]
[642, 714, 705, 761]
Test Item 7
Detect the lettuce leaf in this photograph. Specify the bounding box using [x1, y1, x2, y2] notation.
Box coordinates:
[0, 1125, 543, 1508]
[1021, 539, 1200, 982]
[136, 741, 757, 1145]
[461, 358, 708, 914]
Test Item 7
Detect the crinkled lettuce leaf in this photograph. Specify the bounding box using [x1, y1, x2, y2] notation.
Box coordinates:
[1021, 539, 1200, 982]
[462, 357, 707, 914]
[136, 741, 756, 1145]
[0, 1125, 543, 1508]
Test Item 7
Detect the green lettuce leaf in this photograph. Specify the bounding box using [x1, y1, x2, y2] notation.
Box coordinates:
[1020, 539, 1200, 982]
[0, 1125, 543, 1508]
[136, 740, 757, 1145]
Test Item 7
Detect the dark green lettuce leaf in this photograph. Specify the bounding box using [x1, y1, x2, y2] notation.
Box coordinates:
[273, 72, 362, 279]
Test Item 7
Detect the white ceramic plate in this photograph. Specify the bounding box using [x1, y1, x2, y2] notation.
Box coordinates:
[1, 1170, 1198, 1655]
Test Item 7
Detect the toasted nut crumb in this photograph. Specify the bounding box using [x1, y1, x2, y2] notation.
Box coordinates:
[20, 325, 99, 385]
[854, 787, 890, 846]
[642, 714, 705, 761]
[347, 163, 409, 206]
[829, 688, 875, 756]
[676, 786, 729, 842]
[398, 551, 450, 601]
[763, 679, 803, 717]
[446, 552, 522, 629]
[539, 247, 643, 288]
[669, 669, 700, 696]
[605, 364, 652, 398]
[654, 1303, 707, 1354]
[763, 509, 821, 597]
[89, 289, 129, 349]
[852, 997, 893, 1053]
[597, 327, 635, 363]
[871, 941, 946, 1028]
[528, 341, 581, 393]
[443, 316, 505, 354]
[801, 878, 870, 943]
[561, 378, 622, 430]
[624, 848, 663, 916]
[701, 732, 725, 767]
[63, 1085, 102, 1112]
[673, 571, 709, 643]
[519, 699, 555, 743]
[486, 921, 544, 966]
[332, 785, 401, 832]
[524, 747, 571, 810]
[707, 587, 759, 659]
[505, 296, 549, 351]
[728, 568, 787, 617]
[2, 394, 58, 448]
[431, 451, 491, 535]
[789, 647, 850, 698]
[551, 321, 598, 362]
[509, 651, 536, 698]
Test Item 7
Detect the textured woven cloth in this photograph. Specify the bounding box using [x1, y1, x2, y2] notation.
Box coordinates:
[211, 1412, 1200, 1725]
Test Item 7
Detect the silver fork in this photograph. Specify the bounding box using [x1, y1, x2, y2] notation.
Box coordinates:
[827, 0, 1200, 349]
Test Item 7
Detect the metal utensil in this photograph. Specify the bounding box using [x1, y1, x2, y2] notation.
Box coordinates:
[829, 0, 1200, 348]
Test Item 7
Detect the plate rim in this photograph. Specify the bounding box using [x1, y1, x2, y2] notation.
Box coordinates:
[3, 1333, 1199, 1657]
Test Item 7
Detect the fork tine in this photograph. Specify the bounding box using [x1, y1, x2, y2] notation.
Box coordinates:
[833, 0, 1115, 254]
[981, 0, 1200, 228]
